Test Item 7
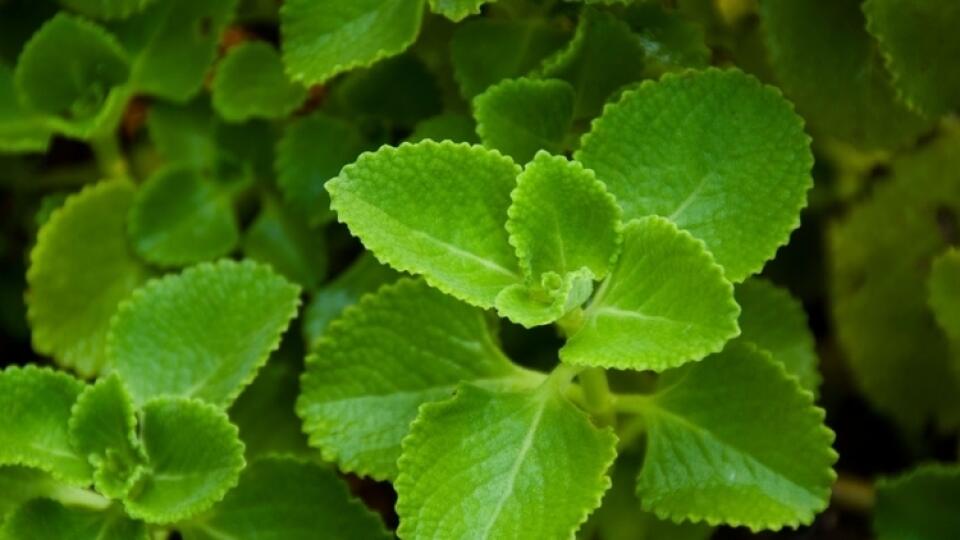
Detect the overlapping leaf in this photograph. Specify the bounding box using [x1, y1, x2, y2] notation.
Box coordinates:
[27, 180, 149, 376]
[0, 64, 52, 152]
[108, 259, 301, 407]
[396, 383, 617, 539]
[626, 3, 709, 76]
[327, 141, 522, 308]
[281, 0, 426, 85]
[429, 0, 490, 22]
[407, 113, 478, 144]
[874, 464, 960, 540]
[929, 249, 960, 371]
[60, 0, 157, 20]
[636, 343, 836, 530]
[473, 78, 574, 163]
[2, 499, 147, 540]
[212, 41, 306, 122]
[298, 278, 539, 479]
[561, 217, 739, 371]
[242, 197, 327, 291]
[577, 68, 813, 283]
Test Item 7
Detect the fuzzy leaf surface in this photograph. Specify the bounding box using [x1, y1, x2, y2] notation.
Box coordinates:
[180, 457, 389, 539]
[561, 217, 739, 371]
[298, 278, 536, 479]
[2, 499, 147, 540]
[577, 68, 812, 282]
[327, 141, 522, 308]
[396, 384, 617, 539]
[0, 366, 89, 485]
[121, 398, 244, 523]
[27, 180, 148, 377]
[128, 166, 239, 268]
[874, 464, 960, 540]
[212, 41, 306, 122]
[0, 467, 64, 521]
[280, 0, 425, 85]
[242, 197, 327, 291]
[429, 0, 489, 22]
[109, 260, 301, 407]
[734, 278, 819, 393]
[637, 343, 836, 530]
[473, 78, 574, 163]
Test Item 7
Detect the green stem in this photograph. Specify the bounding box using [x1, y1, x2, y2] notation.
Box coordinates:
[91, 134, 128, 180]
[579, 368, 615, 426]
[831, 474, 875, 513]
[49, 484, 111, 511]
[556, 307, 585, 338]
[611, 393, 653, 414]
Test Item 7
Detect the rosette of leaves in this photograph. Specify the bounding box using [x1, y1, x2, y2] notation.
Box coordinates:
[301, 67, 837, 537]
[2, 260, 389, 538]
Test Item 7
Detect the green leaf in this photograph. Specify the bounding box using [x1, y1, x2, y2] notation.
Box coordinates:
[298, 278, 539, 480]
[229, 339, 310, 458]
[874, 464, 960, 540]
[327, 141, 522, 309]
[626, 3, 709, 76]
[60, 0, 157, 20]
[146, 98, 218, 169]
[276, 112, 367, 228]
[180, 457, 390, 540]
[109, 259, 301, 407]
[494, 152, 621, 327]
[396, 382, 617, 539]
[115, 0, 238, 101]
[560, 217, 739, 371]
[121, 397, 245, 524]
[302, 253, 400, 347]
[0, 64, 52, 153]
[760, 0, 930, 150]
[242, 197, 327, 291]
[68, 374, 143, 499]
[864, 0, 960, 117]
[407, 113, 478, 144]
[280, 0, 426, 85]
[27, 180, 149, 377]
[577, 68, 812, 282]
[212, 41, 306, 122]
[830, 131, 960, 429]
[734, 278, 820, 393]
[0, 366, 90, 485]
[929, 249, 960, 357]
[2, 499, 147, 540]
[429, 0, 490, 22]
[451, 18, 569, 98]
[0, 467, 64, 522]
[539, 8, 646, 119]
[128, 166, 240, 267]
[473, 78, 574, 163]
[636, 343, 836, 530]
[14, 13, 131, 138]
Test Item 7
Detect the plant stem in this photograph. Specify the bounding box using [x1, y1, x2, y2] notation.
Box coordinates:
[91, 133, 128, 180]
[556, 307, 585, 337]
[831, 474, 875, 513]
[49, 484, 111, 510]
[611, 393, 653, 414]
[579, 368, 614, 426]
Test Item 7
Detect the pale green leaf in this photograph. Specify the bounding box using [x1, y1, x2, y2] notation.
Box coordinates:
[874, 464, 960, 540]
[636, 343, 836, 530]
[451, 18, 569, 98]
[561, 217, 739, 371]
[298, 278, 539, 480]
[407, 113, 478, 144]
[495, 269, 593, 328]
[109, 259, 301, 407]
[396, 383, 617, 539]
[275, 111, 367, 227]
[830, 130, 960, 429]
[301, 253, 400, 347]
[242, 197, 327, 291]
[280, 0, 426, 85]
[864, 0, 960, 117]
[60, 0, 157, 20]
[14, 13, 131, 138]
[212, 41, 306, 122]
[128, 166, 239, 267]
[539, 8, 646, 119]
[122, 397, 245, 524]
[327, 141, 522, 309]
[473, 78, 574, 163]
[228, 339, 310, 458]
[2, 499, 147, 540]
[180, 457, 390, 540]
[576, 68, 813, 283]
[68, 374, 143, 499]
[0, 366, 90, 485]
[115, 0, 238, 101]
[0, 64, 52, 153]
[429, 0, 490, 22]
[27, 180, 149, 377]
[734, 278, 820, 393]
[760, 0, 930, 150]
